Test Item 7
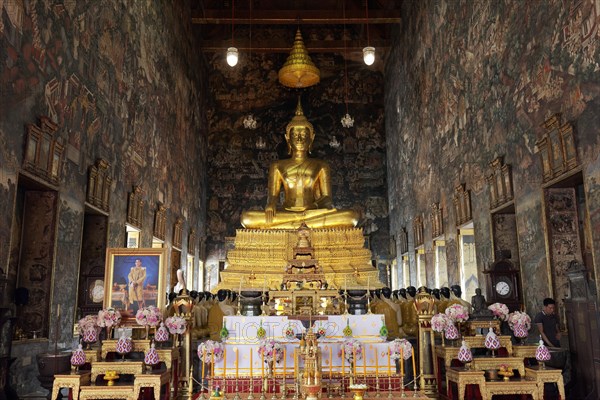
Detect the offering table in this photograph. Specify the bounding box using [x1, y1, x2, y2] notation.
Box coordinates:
[90, 361, 144, 383]
[445, 368, 485, 400]
[525, 366, 565, 400]
[51, 371, 90, 400]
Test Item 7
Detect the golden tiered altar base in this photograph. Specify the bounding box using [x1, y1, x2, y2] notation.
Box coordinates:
[218, 228, 381, 290]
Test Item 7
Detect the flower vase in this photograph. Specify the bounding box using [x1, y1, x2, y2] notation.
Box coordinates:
[352, 389, 365, 400]
[441, 333, 445, 347]
[145, 325, 150, 340]
[106, 327, 113, 340]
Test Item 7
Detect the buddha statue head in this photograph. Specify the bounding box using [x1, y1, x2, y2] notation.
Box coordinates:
[285, 99, 315, 154]
[217, 289, 228, 302]
[440, 287, 450, 300]
[398, 288, 407, 299]
[381, 287, 392, 299]
[432, 288, 441, 300]
[450, 284, 463, 298]
[406, 286, 417, 298]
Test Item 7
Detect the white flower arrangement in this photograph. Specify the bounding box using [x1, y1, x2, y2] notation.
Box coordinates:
[445, 304, 470, 323]
[135, 306, 162, 327]
[97, 308, 121, 328]
[507, 311, 531, 330]
[431, 313, 452, 332]
[164, 316, 187, 334]
[197, 340, 224, 363]
[389, 338, 413, 361]
[487, 303, 509, 321]
[339, 338, 363, 364]
[258, 339, 284, 364]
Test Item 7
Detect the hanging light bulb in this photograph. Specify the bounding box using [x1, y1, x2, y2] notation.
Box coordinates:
[363, 1, 375, 65]
[362, 46, 375, 66]
[227, 47, 239, 67]
[226, 0, 238, 67]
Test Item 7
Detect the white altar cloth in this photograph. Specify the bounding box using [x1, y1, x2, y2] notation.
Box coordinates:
[223, 314, 386, 344]
[214, 314, 395, 377]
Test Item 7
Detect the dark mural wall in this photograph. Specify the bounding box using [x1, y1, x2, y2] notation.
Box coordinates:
[385, 0, 600, 315]
[0, 0, 207, 394]
[205, 50, 389, 283]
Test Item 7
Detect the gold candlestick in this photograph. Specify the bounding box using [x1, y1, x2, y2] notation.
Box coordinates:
[248, 349, 255, 400]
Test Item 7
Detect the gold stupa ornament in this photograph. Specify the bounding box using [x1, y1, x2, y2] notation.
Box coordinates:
[278, 29, 320, 88]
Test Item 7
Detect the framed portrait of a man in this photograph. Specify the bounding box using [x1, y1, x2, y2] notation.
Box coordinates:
[104, 248, 167, 319]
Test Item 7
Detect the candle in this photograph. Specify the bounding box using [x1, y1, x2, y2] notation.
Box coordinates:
[400, 348, 404, 376]
[273, 348, 277, 377]
[234, 347, 239, 379]
[411, 348, 416, 380]
[363, 348, 367, 379]
[211, 351, 215, 378]
[223, 348, 227, 378]
[250, 349, 253, 378]
[387, 348, 391, 377]
[341, 347, 345, 378]
[294, 349, 297, 378]
[202, 349, 206, 384]
[375, 347, 379, 377]
[283, 348, 287, 377]
[261, 349, 265, 378]
[353, 349, 357, 376]
[329, 346, 333, 379]
[57, 304, 60, 318]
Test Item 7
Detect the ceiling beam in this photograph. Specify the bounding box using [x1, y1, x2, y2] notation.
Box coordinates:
[199, 39, 389, 53]
[191, 9, 401, 25]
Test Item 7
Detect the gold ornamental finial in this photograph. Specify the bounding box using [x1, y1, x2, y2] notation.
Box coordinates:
[278, 29, 320, 88]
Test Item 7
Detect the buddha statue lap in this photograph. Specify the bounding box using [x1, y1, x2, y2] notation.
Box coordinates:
[241, 99, 359, 230]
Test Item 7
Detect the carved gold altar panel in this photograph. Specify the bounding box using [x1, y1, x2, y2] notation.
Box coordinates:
[83, 349, 102, 363]
[79, 385, 135, 400]
[483, 380, 539, 400]
[91, 360, 144, 382]
[525, 366, 565, 400]
[471, 357, 525, 377]
[463, 335, 513, 354]
[446, 368, 485, 400]
[512, 345, 538, 359]
[219, 228, 381, 290]
[51, 371, 90, 400]
[101, 339, 151, 359]
[156, 347, 180, 370]
[133, 370, 171, 400]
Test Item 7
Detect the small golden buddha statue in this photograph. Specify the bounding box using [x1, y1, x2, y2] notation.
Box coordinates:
[241, 99, 359, 229]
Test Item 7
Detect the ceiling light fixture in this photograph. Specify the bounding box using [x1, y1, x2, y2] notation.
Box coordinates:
[226, 0, 238, 67]
[363, 0, 375, 66]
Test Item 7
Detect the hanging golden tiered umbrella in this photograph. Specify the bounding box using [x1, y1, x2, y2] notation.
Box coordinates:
[278, 29, 320, 88]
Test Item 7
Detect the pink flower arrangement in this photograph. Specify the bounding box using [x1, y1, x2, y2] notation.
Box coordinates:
[507, 311, 531, 331]
[431, 313, 451, 333]
[339, 338, 363, 364]
[258, 339, 284, 364]
[78, 315, 99, 335]
[97, 308, 121, 328]
[487, 303, 509, 321]
[164, 316, 187, 335]
[445, 304, 470, 323]
[197, 340, 224, 363]
[135, 306, 162, 327]
[389, 338, 412, 361]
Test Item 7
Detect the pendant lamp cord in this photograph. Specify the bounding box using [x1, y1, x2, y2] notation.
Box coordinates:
[343, 2, 349, 114]
[365, 0, 370, 46]
[231, 0, 235, 47]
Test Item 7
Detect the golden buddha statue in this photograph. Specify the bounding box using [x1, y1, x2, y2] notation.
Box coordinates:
[241, 99, 359, 230]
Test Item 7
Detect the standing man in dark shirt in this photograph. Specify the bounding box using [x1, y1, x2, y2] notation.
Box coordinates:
[534, 298, 561, 347]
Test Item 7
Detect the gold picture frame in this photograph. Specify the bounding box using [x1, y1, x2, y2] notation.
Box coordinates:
[103, 248, 167, 321]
